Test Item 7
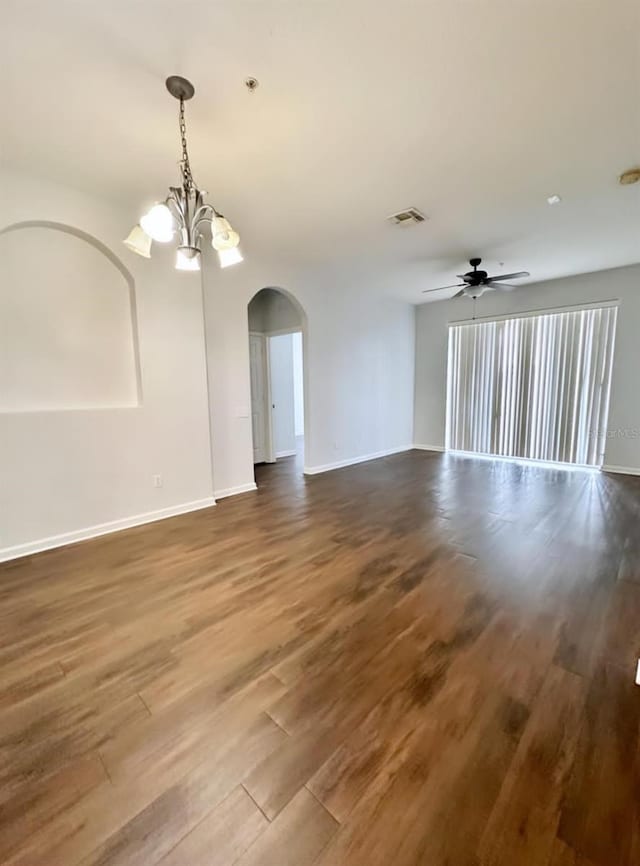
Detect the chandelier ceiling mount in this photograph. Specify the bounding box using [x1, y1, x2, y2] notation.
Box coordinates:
[165, 75, 195, 102]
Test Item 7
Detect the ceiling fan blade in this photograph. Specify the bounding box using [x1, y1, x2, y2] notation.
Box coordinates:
[421, 283, 465, 294]
[453, 289, 466, 298]
[487, 271, 529, 282]
[492, 282, 519, 290]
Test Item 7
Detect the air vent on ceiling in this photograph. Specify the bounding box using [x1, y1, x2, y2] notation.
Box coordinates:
[387, 207, 426, 226]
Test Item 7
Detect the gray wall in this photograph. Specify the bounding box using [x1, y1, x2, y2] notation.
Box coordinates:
[414, 264, 640, 471]
[248, 288, 302, 334]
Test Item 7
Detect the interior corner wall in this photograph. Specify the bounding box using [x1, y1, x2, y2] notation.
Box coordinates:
[0, 168, 214, 557]
[202, 249, 416, 490]
[413, 263, 640, 471]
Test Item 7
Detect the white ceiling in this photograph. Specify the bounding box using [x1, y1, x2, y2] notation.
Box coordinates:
[4, 0, 640, 302]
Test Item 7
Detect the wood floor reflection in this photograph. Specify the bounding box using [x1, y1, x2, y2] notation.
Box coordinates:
[1, 450, 639, 865]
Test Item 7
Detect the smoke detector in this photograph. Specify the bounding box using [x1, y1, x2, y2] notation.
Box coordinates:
[387, 207, 426, 226]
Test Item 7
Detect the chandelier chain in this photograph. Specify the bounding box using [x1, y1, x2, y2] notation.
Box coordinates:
[179, 98, 195, 192]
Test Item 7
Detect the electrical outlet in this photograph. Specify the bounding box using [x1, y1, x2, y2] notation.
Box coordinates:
[153, 474, 163, 488]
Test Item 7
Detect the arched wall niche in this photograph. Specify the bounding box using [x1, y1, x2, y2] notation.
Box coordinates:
[0, 221, 142, 412]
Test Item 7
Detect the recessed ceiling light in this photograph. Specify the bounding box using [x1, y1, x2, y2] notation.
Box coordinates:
[547, 194, 562, 205]
[619, 167, 640, 186]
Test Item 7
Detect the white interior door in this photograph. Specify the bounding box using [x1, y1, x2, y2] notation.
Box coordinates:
[268, 334, 297, 458]
[249, 334, 269, 463]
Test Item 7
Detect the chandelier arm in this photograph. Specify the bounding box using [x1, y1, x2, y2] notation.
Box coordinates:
[164, 188, 197, 248]
[193, 205, 215, 225]
[193, 218, 212, 232]
[166, 188, 186, 220]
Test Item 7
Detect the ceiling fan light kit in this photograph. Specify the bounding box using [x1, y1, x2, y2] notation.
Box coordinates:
[124, 75, 243, 273]
[422, 257, 530, 299]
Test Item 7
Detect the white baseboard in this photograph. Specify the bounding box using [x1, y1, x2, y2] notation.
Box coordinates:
[275, 450, 297, 458]
[0, 497, 217, 563]
[601, 464, 640, 477]
[304, 445, 412, 476]
[214, 482, 258, 499]
[413, 444, 445, 452]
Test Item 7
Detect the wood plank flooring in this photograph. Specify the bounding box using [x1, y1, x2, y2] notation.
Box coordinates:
[1, 449, 639, 865]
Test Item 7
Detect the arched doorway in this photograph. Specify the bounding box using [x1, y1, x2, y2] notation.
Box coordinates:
[247, 287, 308, 484]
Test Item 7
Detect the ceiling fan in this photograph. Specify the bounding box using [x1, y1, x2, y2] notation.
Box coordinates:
[422, 257, 530, 299]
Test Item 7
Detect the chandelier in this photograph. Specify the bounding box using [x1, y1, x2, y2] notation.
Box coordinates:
[124, 76, 242, 272]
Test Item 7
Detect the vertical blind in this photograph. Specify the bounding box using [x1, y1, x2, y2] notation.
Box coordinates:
[446, 304, 618, 466]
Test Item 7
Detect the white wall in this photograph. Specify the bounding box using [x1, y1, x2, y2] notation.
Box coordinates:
[414, 264, 640, 472]
[203, 249, 416, 489]
[292, 331, 304, 436]
[0, 168, 417, 554]
[269, 333, 296, 457]
[0, 168, 214, 556]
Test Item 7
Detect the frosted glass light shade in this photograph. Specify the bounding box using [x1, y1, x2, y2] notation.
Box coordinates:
[211, 215, 240, 251]
[123, 225, 151, 258]
[140, 203, 174, 243]
[218, 246, 243, 268]
[463, 285, 487, 298]
[175, 247, 201, 271]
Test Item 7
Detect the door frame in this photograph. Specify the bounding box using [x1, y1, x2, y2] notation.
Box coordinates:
[249, 331, 276, 464]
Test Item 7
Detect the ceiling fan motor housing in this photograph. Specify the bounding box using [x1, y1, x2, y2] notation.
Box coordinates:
[464, 257, 487, 285]
[465, 270, 488, 284]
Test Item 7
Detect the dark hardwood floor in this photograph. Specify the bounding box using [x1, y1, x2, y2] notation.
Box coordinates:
[1, 450, 639, 865]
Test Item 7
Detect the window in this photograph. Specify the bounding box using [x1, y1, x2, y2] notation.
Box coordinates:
[446, 304, 618, 467]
